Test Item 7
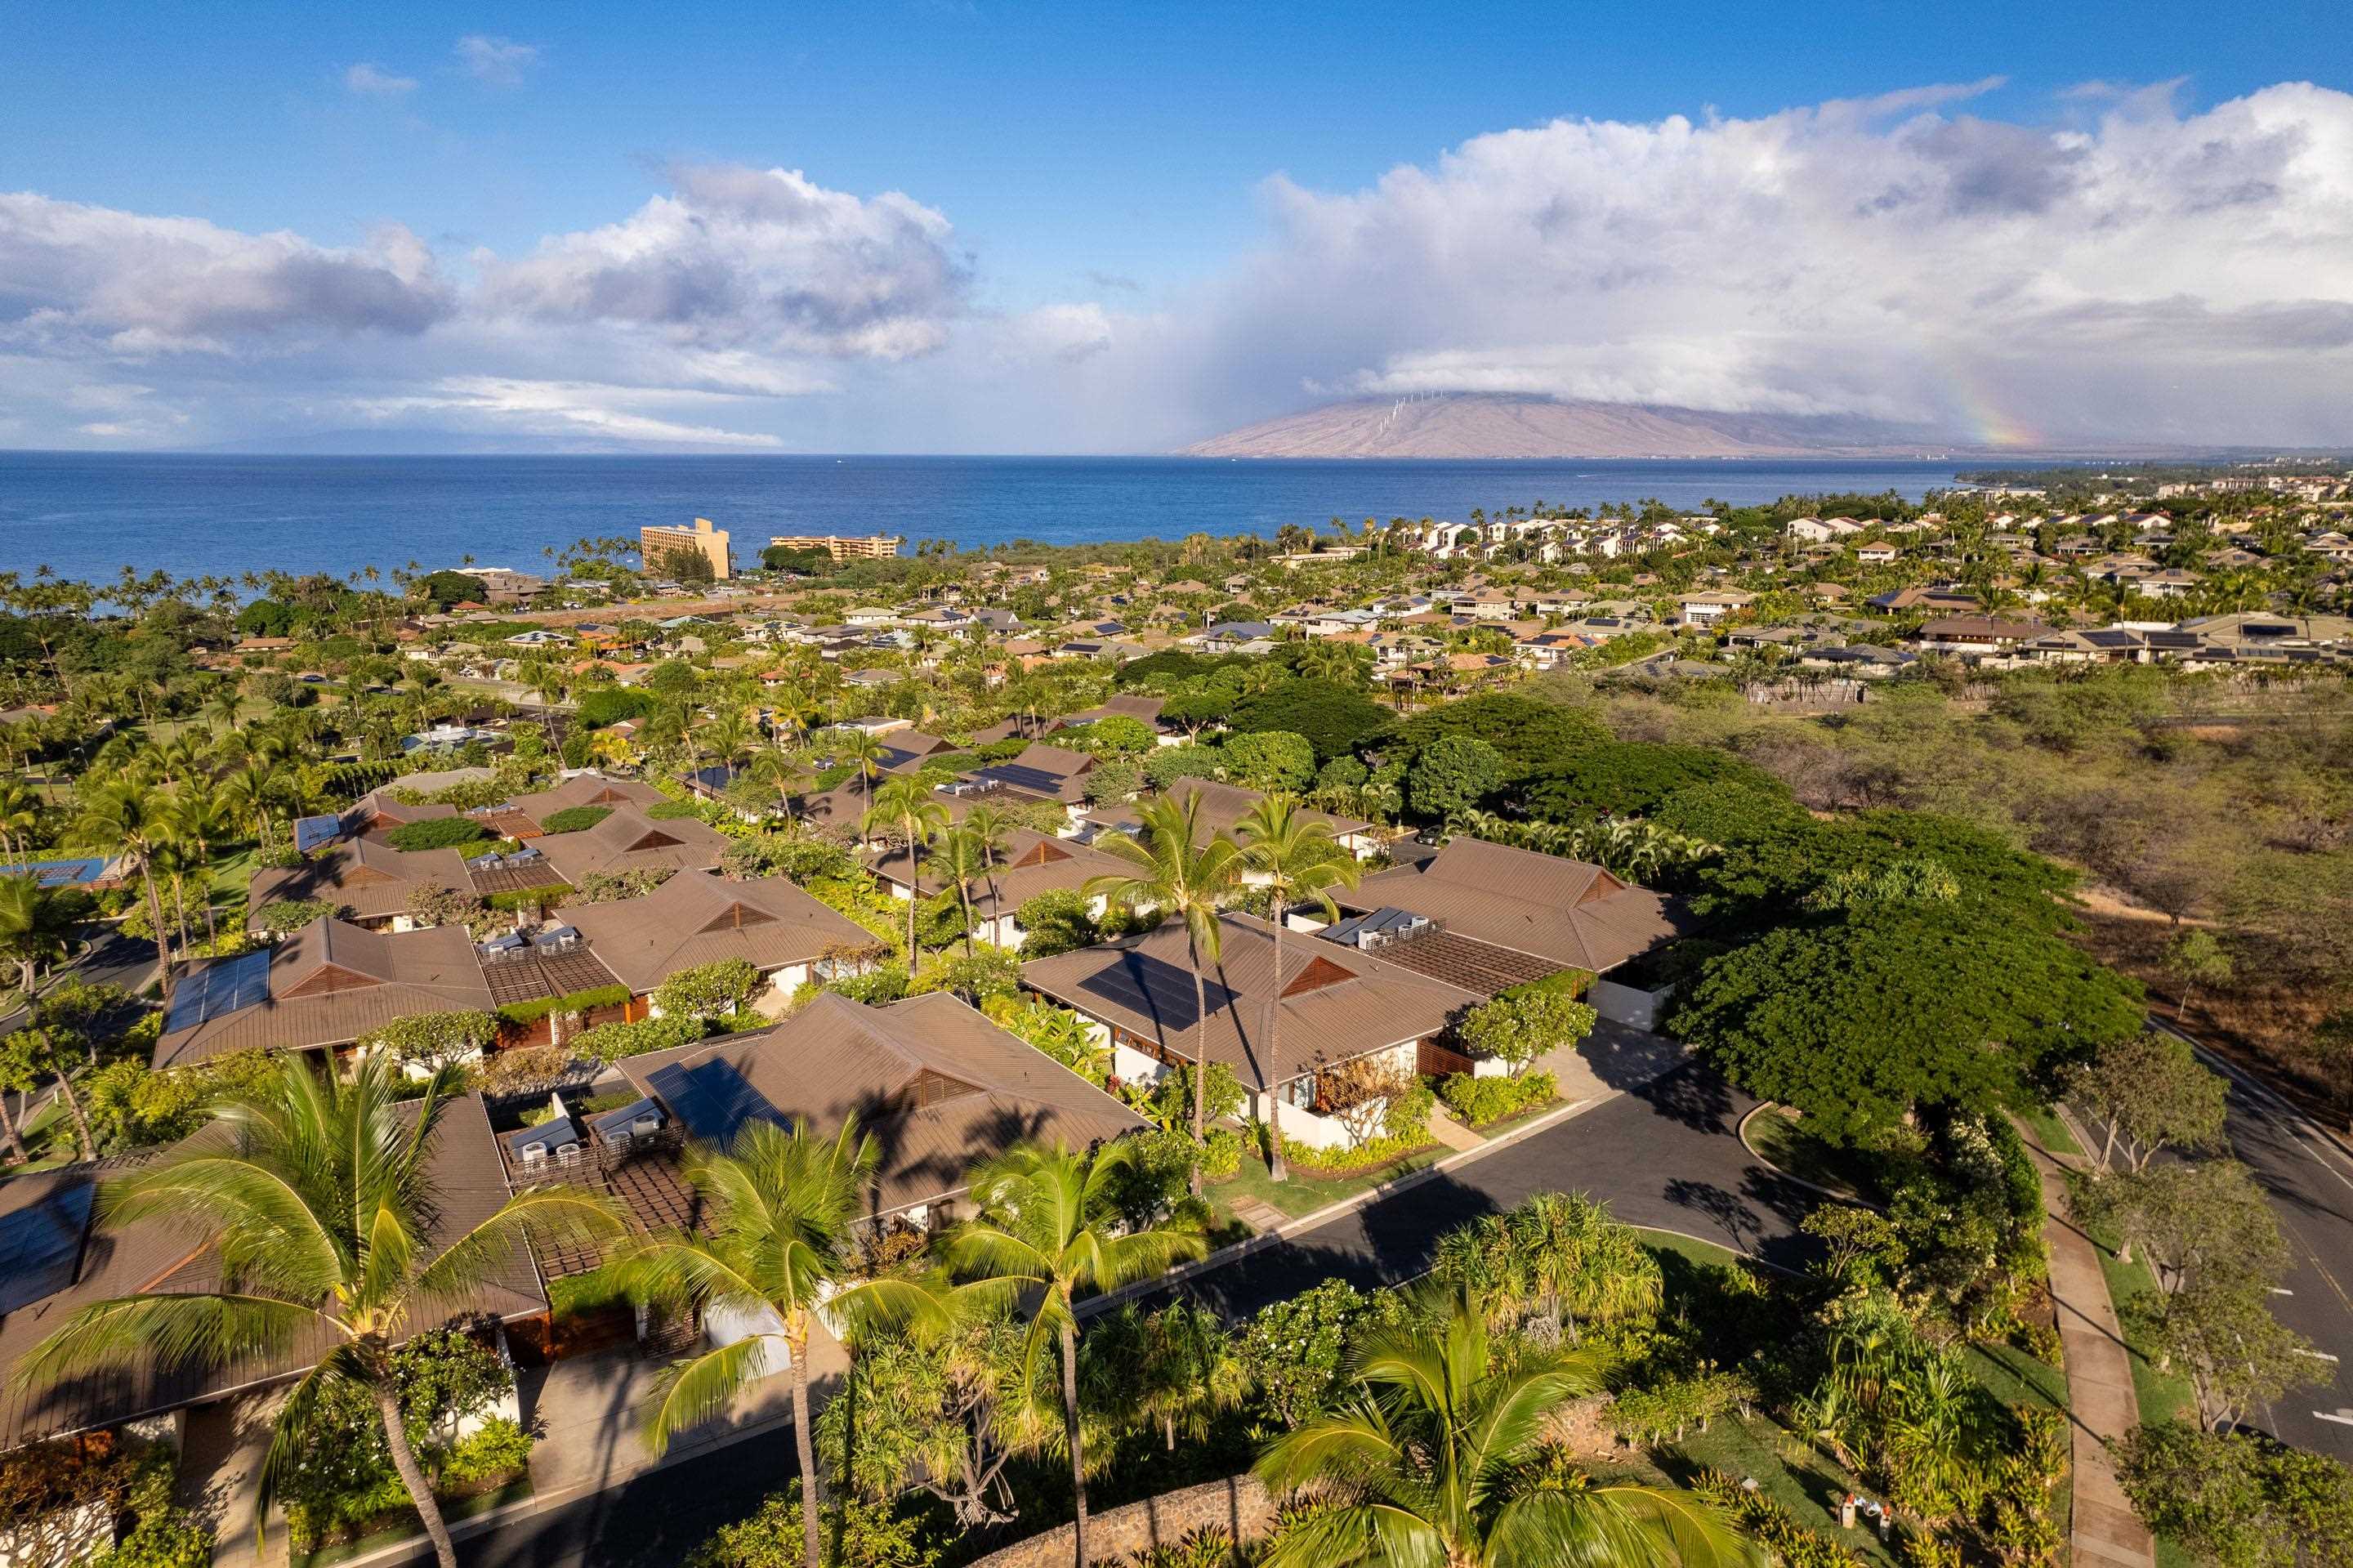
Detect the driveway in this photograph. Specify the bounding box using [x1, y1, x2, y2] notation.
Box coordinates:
[1161, 1058, 1819, 1324]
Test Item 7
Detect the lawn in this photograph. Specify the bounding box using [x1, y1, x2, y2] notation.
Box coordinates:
[288, 1476, 534, 1568]
[1740, 1106, 1873, 1202]
[1634, 1226, 1749, 1273]
[1666, 1416, 1901, 1564]
[2014, 1103, 2082, 1159]
[1210, 1141, 1444, 1222]
[2091, 1234, 2196, 1427]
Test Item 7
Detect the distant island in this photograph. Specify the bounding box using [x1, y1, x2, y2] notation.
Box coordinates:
[1182, 391, 1967, 460]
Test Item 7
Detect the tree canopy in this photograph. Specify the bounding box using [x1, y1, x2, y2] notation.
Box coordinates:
[1669, 905, 2144, 1141]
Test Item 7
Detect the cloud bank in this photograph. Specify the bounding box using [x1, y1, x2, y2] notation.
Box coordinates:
[4, 83, 2352, 451]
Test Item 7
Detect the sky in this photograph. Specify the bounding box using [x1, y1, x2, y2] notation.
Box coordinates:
[3, 0, 2351, 454]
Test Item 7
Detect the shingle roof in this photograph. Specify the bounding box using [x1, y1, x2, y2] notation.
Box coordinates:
[617, 993, 1143, 1216]
[0, 1095, 539, 1451]
[564, 870, 877, 991]
[247, 838, 470, 926]
[508, 773, 668, 826]
[1022, 912, 1477, 1090]
[534, 805, 729, 883]
[154, 918, 497, 1068]
[1337, 838, 1682, 977]
[1158, 777, 1372, 842]
[962, 744, 1096, 804]
[864, 828, 1128, 916]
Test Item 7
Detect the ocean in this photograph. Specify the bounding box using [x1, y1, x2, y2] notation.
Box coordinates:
[0, 452, 1980, 586]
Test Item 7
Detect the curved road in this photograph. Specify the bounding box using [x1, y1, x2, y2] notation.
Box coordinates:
[445, 1060, 1814, 1568]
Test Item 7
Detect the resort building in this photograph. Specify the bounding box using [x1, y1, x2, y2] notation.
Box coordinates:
[768, 534, 904, 561]
[641, 517, 733, 580]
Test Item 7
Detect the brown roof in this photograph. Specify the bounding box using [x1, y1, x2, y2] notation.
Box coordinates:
[346, 789, 457, 838]
[0, 1094, 539, 1450]
[509, 772, 668, 826]
[246, 838, 470, 927]
[534, 805, 729, 884]
[1059, 693, 1168, 730]
[1159, 777, 1371, 842]
[617, 992, 1144, 1217]
[1338, 838, 1681, 977]
[864, 827, 1130, 916]
[963, 743, 1096, 804]
[1021, 912, 1477, 1091]
[154, 918, 497, 1068]
[876, 730, 956, 773]
[565, 870, 876, 992]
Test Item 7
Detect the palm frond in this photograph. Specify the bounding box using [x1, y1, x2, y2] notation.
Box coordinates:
[1256, 1404, 1404, 1494]
[99, 1156, 343, 1298]
[415, 1186, 626, 1306]
[12, 1292, 326, 1384]
[1261, 1500, 1449, 1568]
[641, 1335, 775, 1456]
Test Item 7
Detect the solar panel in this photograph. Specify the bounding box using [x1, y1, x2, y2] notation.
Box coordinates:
[0, 1182, 95, 1313]
[646, 1059, 786, 1144]
[2, 858, 105, 888]
[1076, 952, 1239, 1036]
[163, 949, 272, 1034]
[294, 814, 342, 854]
[976, 764, 1068, 796]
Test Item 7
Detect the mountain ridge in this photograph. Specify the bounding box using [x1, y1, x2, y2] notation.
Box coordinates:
[1181, 393, 1969, 460]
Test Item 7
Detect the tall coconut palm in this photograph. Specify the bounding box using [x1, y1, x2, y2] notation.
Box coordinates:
[0, 779, 38, 864]
[947, 1141, 1208, 1568]
[618, 1115, 935, 1568]
[1256, 1288, 1750, 1568]
[866, 775, 948, 963]
[962, 802, 1014, 937]
[0, 874, 74, 1021]
[11, 1056, 620, 1568]
[1084, 793, 1244, 1193]
[836, 727, 890, 812]
[743, 744, 812, 826]
[1234, 796, 1361, 1182]
[932, 824, 994, 960]
[71, 778, 177, 1000]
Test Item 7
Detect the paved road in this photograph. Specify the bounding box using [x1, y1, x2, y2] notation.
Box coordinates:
[431, 1060, 1813, 1568]
[2170, 1032, 2353, 1461]
[1157, 1060, 1818, 1323]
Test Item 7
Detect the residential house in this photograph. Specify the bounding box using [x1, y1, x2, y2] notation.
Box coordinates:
[1675, 591, 1755, 627]
[565, 869, 876, 1009]
[1911, 615, 2048, 659]
[1021, 911, 1478, 1151]
[154, 918, 500, 1070]
[864, 828, 1132, 949]
[952, 743, 1098, 809]
[533, 806, 730, 886]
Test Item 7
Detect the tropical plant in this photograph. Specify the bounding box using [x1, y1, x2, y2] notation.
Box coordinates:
[1254, 1286, 1749, 1568]
[11, 1056, 620, 1568]
[616, 1115, 936, 1568]
[1084, 793, 1245, 1192]
[1235, 796, 1360, 1182]
[946, 1141, 1208, 1568]
[865, 775, 948, 962]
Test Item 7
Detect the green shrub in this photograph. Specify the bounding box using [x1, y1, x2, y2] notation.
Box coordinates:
[1014, 888, 1098, 957]
[1437, 1070, 1558, 1128]
[1383, 1079, 1437, 1141]
[687, 1493, 936, 1568]
[495, 985, 629, 1026]
[1689, 1469, 1867, 1568]
[383, 815, 489, 851]
[538, 805, 613, 834]
[570, 1013, 710, 1062]
[252, 897, 342, 935]
[83, 1508, 214, 1568]
[1200, 1124, 1244, 1180]
[1280, 1132, 1430, 1174]
[439, 1418, 533, 1488]
[646, 798, 707, 820]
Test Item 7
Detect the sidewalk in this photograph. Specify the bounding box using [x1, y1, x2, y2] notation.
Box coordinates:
[2013, 1116, 2154, 1568]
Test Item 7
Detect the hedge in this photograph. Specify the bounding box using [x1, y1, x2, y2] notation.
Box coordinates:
[487, 886, 572, 912]
[383, 816, 489, 851]
[537, 805, 612, 834]
[495, 985, 630, 1026]
[1436, 1070, 1559, 1128]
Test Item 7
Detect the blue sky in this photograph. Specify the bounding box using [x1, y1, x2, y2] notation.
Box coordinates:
[4, 2, 2351, 451]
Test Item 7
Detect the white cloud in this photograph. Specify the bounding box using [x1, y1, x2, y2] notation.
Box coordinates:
[5, 84, 2353, 452]
[476, 163, 968, 360]
[344, 63, 418, 96]
[454, 35, 539, 87]
[0, 194, 454, 353]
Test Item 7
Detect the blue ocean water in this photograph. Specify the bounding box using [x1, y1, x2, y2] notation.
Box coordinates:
[0, 452, 1976, 585]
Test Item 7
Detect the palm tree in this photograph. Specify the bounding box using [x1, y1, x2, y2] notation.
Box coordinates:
[836, 727, 890, 813]
[1235, 796, 1361, 1182]
[0, 874, 74, 1022]
[618, 1115, 933, 1568]
[744, 744, 811, 824]
[962, 802, 1014, 936]
[1256, 1288, 1748, 1568]
[72, 779, 177, 999]
[947, 1141, 1208, 1568]
[1082, 1299, 1246, 1453]
[933, 824, 993, 960]
[1084, 793, 1245, 1193]
[12, 1057, 619, 1568]
[865, 775, 949, 963]
[0, 779, 38, 864]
